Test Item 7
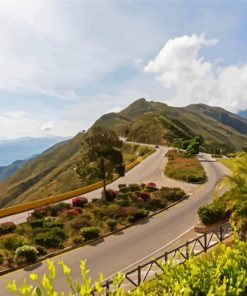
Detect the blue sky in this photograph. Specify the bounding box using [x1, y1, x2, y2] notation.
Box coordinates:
[0, 0, 247, 139]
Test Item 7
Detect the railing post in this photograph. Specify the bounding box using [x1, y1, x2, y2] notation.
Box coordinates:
[204, 233, 207, 252]
[164, 252, 168, 262]
[220, 226, 223, 241]
[186, 241, 189, 259]
[105, 280, 110, 296]
[137, 265, 141, 286]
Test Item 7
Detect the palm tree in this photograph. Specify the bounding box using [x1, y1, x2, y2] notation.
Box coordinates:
[215, 152, 247, 240]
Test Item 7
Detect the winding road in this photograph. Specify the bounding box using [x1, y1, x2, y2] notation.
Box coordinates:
[0, 147, 226, 294]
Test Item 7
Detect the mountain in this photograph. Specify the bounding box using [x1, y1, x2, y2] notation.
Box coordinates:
[238, 109, 247, 119]
[94, 99, 247, 150]
[0, 99, 247, 208]
[0, 136, 68, 166]
[0, 158, 33, 182]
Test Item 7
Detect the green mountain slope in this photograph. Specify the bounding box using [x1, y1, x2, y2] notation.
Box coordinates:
[94, 99, 247, 150]
[0, 98, 246, 208]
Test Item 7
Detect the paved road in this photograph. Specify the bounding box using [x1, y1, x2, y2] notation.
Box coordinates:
[0, 152, 225, 294]
[0, 146, 170, 224]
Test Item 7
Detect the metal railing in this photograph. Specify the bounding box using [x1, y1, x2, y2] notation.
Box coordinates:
[93, 222, 232, 295]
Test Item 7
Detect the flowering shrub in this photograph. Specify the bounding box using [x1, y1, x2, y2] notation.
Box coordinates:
[136, 192, 150, 202]
[147, 182, 156, 187]
[72, 196, 88, 208]
[0, 222, 16, 235]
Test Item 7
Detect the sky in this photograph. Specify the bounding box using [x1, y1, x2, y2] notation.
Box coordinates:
[0, 0, 247, 139]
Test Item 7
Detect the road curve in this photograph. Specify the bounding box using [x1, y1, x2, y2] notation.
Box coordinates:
[0, 146, 173, 224]
[0, 153, 225, 294]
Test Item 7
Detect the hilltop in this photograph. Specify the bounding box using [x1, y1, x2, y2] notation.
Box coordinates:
[94, 99, 247, 150]
[0, 98, 246, 208]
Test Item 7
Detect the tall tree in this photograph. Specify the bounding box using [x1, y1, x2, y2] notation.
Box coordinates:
[77, 126, 125, 199]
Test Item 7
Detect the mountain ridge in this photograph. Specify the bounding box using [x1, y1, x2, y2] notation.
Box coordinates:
[0, 98, 246, 208]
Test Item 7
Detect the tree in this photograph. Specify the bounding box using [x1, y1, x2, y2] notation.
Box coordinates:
[77, 127, 125, 199]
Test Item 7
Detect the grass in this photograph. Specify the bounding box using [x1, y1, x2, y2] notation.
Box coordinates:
[219, 158, 238, 171]
[0, 142, 154, 207]
[165, 149, 206, 183]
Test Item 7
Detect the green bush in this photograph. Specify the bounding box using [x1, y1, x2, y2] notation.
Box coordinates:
[158, 187, 186, 202]
[144, 185, 158, 192]
[43, 220, 64, 229]
[72, 236, 83, 244]
[14, 245, 38, 265]
[29, 218, 44, 228]
[0, 233, 27, 251]
[35, 227, 65, 248]
[106, 219, 118, 231]
[198, 202, 226, 225]
[36, 245, 47, 256]
[118, 184, 127, 189]
[80, 227, 100, 241]
[119, 186, 129, 193]
[128, 183, 141, 192]
[128, 209, 149, 223]
[0, 222, 16, 235]
[146, 199, 166, 211]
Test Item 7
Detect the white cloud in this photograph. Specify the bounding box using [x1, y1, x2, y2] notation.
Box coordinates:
[144, 33, 247, 112]
[41, 121, 55, 131]
[5, 111, 25, 119]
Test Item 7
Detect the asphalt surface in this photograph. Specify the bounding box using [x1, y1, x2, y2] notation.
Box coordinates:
[0, 146, 168, 224]
[0, 150, 225, 294]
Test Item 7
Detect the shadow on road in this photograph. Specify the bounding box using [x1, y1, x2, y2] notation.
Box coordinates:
[89, 238, 105, 246]
[24, 262, 42, 271]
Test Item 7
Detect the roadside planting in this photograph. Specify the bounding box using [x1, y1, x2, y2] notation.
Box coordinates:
[0, 183, 186, 270]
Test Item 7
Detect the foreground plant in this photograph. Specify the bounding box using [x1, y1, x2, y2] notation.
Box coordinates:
[6, 259, 124, 296]
[7, 240, 247, 296]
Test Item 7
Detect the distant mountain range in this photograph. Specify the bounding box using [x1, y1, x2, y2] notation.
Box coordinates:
[0, 136, 68, 166]
[0, 99, 247, 208]
[0, 158, 33, 182]
[238, 109, 247, 119]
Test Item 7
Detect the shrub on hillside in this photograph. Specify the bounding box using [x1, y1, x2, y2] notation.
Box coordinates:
[62, 208, 82, 219]
[128, 209, 149, 223]
[103, 189, 118, 201]
[80, 227, 100, 241]
[0, 222, 16, 235]
[136, 192, 150, 202]
[14, 245, 38, 265]
[29, 218, 44, 228]
[35, 232, 62, 248]
[128, 183, 141, 192]
[72, 196, 88, 208]
[106, 218, 118, 231]
[43, 219, 64, 229]
[0, 233, 27, 251]
[198, 202, 226, 225]
[146, 198, 166, 211]
[144, 185, 158, 192]
[158, 187, 186, 202]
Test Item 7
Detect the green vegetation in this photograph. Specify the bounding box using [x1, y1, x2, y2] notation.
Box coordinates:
[173, 136, 203, 155]
[95, 99, 247, 151]
[0, 183, 186, 270]
[6, 240, 247, 295]
[165, 149, 206, 183]
[1, 99, 247, 207]
[199, 152, 247, 240]
[0, 140, 153, 208]
[77, 126, 125, 199]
